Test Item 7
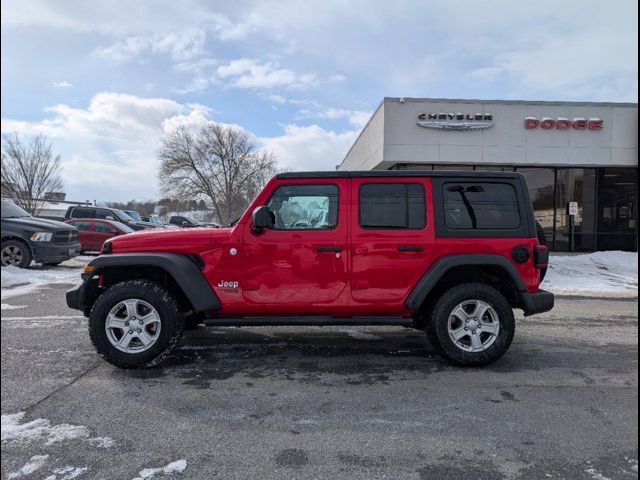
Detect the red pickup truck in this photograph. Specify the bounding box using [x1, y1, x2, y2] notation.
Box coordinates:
[67, 171, 553, 368]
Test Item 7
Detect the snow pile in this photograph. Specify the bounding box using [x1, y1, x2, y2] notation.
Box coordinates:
[132, 460, 187, 480]
[7, 455, 49, 479]
[542, 251, 638, 297]
[1, 412, 90, 445]
[44, 466, 89, 480]
[0, 256, 90, 299]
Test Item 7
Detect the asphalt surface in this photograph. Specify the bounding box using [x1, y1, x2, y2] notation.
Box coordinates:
[1, 283, 638, 480]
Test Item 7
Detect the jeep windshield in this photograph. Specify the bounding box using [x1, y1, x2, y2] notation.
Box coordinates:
[1, 199, 31, 219]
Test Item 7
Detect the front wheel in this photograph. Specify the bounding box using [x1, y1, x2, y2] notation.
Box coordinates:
[428, 283, 515, 367]
[88, 280, 184, 368]
[1, 239, 32, 268]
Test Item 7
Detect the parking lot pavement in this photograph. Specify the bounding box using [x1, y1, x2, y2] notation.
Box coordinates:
[1, 285, 638, 480]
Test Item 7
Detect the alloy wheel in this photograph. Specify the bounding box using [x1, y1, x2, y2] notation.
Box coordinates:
[447, 299, 500, 353]
[1, 245, 23, 266]
[105, 299, 162, 353]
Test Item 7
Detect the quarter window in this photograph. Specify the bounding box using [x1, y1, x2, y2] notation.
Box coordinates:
[359, 183, 426, 229]
[443, 182, 520, 230]
[267, 184, 339, 230]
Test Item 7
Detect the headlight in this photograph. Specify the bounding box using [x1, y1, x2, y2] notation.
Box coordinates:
[30, 232, 53, 242]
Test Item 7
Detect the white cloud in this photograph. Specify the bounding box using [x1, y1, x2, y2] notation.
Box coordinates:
[52, 81, 72, 88]
[1, 92, 217, 201]
[94, 29, 207, 63]
[260, 124, 359, 171]
[216, 58, 318, 90]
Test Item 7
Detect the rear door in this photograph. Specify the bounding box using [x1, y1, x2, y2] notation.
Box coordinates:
[350, 177, 435, 306]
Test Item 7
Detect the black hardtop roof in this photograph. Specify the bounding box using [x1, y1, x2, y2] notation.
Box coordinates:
[277, 170, 522, 180]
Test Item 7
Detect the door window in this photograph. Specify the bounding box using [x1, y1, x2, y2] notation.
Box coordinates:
[266, 184, 339, 230]
[70, 221, 91, 231]
[95, 223, 118, 234]
[359, 183, 425, 229]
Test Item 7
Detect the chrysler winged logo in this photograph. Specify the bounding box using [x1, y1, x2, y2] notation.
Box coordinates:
[417, 112, 494, 131]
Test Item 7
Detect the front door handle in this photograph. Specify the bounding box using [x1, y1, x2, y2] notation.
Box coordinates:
[316, 246, 343, 252]
[397, 245, 424, 252]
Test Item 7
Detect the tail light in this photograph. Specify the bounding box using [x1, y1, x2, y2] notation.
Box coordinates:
[534, 244, 549, 268]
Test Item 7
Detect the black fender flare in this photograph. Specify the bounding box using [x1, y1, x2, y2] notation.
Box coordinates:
[83, 253, 221, 312]
[405, 254, 527, 310]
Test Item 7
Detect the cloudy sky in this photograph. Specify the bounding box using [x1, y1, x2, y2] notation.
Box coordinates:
[1, 0, 637, 202]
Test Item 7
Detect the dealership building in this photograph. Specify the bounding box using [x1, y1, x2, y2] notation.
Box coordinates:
[339, 98, 638, 252]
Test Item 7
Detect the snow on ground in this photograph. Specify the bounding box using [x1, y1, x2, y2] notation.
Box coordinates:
[338, 329, 383, 341]
[7, 454, 49, 479]
[543, 251, 638, 297]
[1, 303, 26, 310]
[1, 256, 91, 299]
[1, 412, 114, 449]
[131, 460, 187, 480]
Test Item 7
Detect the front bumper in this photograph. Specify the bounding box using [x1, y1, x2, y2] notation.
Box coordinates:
[520, 289, 554, 316]
[66, 281, 84, 311]
[32, 241, 81, 263]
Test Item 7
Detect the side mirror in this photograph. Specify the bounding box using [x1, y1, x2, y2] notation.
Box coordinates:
[252, 206, 274, 234]
[181, 221, 188, 227]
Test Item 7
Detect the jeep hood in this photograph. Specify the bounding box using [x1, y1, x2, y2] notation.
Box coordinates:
[108, 226, 233, 253]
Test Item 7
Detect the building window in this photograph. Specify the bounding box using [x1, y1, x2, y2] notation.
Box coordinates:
[267, 184, 339, 230]
[359, 183, 426, 229]
[597, 168, 638, 251]
[443, 182, 520, 230]
[517, 168, 555, 245]
[555, 169, 597, 251]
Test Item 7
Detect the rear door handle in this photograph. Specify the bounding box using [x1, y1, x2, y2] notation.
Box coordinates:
[397, 245, 424, 252]
[316, 246, 343, 252]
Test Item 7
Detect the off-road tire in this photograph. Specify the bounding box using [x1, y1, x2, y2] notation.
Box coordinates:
[0, 239, 32, 268]
[88, 280, 184, 368]
[429, 283, 515, 367]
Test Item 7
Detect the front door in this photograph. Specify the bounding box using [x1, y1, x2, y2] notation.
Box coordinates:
[242, 179, 349, 309]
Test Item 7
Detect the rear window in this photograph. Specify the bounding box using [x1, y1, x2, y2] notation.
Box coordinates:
[359, 183, 425, 229]
[71, 208, 94, 218]
[443, 182, 520, 230]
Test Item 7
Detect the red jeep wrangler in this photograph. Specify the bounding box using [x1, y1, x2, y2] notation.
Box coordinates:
[67, 171, 553, 368]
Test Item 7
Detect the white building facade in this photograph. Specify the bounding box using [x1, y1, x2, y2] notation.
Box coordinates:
[339, 98, 638, 252]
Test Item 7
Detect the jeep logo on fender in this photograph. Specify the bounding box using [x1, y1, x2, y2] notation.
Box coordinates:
[524, 117, 604, 130]
[218, 280, 239, 289]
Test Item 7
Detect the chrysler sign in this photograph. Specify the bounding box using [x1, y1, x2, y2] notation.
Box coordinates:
[525, 117, 604, 130]
[417, 112, 494, 131]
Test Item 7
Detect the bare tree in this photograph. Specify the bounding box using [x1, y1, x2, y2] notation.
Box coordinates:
[1, 133, 63, 215]
[158, 123, 277, 225]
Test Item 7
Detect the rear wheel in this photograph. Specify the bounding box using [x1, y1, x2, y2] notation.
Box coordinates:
[429, 283, 515, 367]
[1, 239, 32, 268]
[88, 280, 184, 368]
